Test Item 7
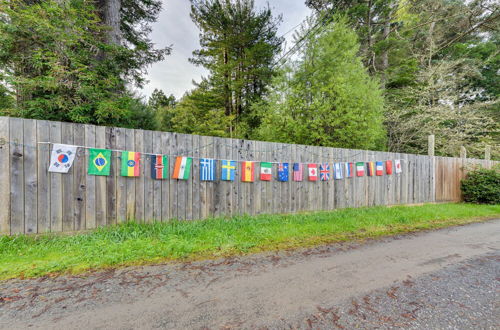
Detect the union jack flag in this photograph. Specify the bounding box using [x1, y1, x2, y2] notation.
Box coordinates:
[319, 163, 330, 181]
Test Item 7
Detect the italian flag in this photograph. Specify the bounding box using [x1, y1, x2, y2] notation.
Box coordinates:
[356, 162, 364, 177]
[260, 162, 272, 181]
[172, 156, 192, 180]
[121, 151, 141, 177]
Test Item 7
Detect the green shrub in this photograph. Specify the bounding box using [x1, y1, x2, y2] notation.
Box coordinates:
[461, 166, 500, 204]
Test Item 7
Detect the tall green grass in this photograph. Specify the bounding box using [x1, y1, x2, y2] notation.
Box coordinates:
[1, 203, 499, 280]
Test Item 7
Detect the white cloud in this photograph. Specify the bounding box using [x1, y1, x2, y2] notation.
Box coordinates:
[140, 0, 311, 100]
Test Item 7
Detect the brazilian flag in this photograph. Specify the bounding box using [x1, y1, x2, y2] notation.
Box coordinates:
[88, 148, 112, 176]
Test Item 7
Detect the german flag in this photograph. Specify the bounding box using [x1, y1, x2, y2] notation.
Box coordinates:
[367, 161, 375, 176]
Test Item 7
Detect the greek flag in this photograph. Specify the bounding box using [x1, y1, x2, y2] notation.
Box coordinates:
[200, 158, 216, 181]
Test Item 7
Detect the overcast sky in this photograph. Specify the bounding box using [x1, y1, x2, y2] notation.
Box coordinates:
[140, 0, 311, 100]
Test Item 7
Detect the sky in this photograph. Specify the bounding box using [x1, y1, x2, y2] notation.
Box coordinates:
[140, 0, 311, 100]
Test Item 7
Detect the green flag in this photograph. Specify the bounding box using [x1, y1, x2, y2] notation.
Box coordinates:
[88, 148, 112, 176]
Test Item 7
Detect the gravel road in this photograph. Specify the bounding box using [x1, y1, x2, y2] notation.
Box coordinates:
[1, 219, 499, 329]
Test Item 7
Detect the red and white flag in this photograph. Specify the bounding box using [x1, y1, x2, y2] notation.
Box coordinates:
[293, 163, 303, 181]
[395, 159, 402, 174]
[308, 163, 318, 181]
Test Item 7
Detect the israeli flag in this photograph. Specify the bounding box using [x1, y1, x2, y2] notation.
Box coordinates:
[334, 162, 343, 180]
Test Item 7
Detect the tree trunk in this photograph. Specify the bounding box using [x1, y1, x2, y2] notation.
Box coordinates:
[381, 19, 391, 86]
[97, 0, 122, 45]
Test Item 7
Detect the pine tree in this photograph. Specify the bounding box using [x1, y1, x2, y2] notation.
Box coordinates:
[255, 17, 386, 149]
[189, 0, 282, 137]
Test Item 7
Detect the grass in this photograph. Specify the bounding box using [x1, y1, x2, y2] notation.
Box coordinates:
[1, 203, 499, 281]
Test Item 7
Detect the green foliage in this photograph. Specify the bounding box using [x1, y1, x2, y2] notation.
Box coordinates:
[189, 0, 282, 137]
[0, 0, 167, 129]
[157, 81, 233, 136]
[1, 203, 498, 280]
[148, 89, 176, 110]
[461, 167, 500, 205]
[255, 17, 386, 149]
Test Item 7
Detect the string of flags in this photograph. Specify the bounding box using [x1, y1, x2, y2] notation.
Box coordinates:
[48, 143, 403, 180]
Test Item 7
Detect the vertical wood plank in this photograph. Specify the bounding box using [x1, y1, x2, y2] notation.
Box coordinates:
[84, 125, 96, 230]
[0, 117, 10, 235]
[95, 126, 107, 227]
[152, 131, 162, 221]
[49, 121, 62, 232]
[199, 135, 208, 219]
[73, 124, 86, 231]
[143, 130, 154, 222]
[134, 129, 144, 222]
[115, 127, 127, 222]
[125, 128, 135, 220]
[161, 132, 171, 221]
[61, 122, 74, 232]
[10, 118, 24, 234]
[105, 127, 117, 225]
[186, 134, 194, 220]
[36, 120, 50, 233]
[191, 134, 200, 220]
[23, 119, 37, 234]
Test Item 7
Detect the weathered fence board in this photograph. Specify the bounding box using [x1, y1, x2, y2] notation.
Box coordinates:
[0, 116, 496, 235]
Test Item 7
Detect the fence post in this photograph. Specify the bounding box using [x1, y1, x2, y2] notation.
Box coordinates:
[485, 145, 491, 169]
[428, 135, 435, 156]
[460, 146, 467, 159]
[428, 135, 436, 202]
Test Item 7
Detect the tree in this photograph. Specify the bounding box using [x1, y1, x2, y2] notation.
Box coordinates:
[148, 89, 176, 110]
[156, 81, 232, 137]
[255, 17, 386, 149]
[189, 0, 282, 137]
[0, 0, 168, 128]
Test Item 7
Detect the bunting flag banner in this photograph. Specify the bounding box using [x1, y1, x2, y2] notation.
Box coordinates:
[367, 161, 375, 176]
[345, 162, 354, 178]
[88, 148, 111, 176]
[241, 161, 255, 182]
[308, 163, 318, 181]
[334, 163, 343, 180]
[150, 155, 168, 180]
[172, 156, 192, 180]
[293, 163, 303, 182]
[395, 159, 402, 174]
[221, 160, 236, 181]
[49, 144, 77, 173]
[121, 151, 141, 177]
[260, 162, 272, 181]
[200, 158, 216, 181]
[356, 162, 365, 177]
[319, 163, 330, 181]
[386, 160, 393, 175]
[278, 163, 289, 182]
[376, 161, 384, 176]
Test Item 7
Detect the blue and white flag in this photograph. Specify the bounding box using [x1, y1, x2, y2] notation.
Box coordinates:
[334, 162, 343, 180]
[200, 158, 216, 181]
[278, 163, 289, 182]
[221, 160, 236, 181]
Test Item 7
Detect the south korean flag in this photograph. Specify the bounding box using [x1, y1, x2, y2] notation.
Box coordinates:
[49, 144, 78, 173]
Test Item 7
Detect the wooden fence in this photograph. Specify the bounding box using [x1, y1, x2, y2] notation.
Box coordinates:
[0, 116, 495, 235]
